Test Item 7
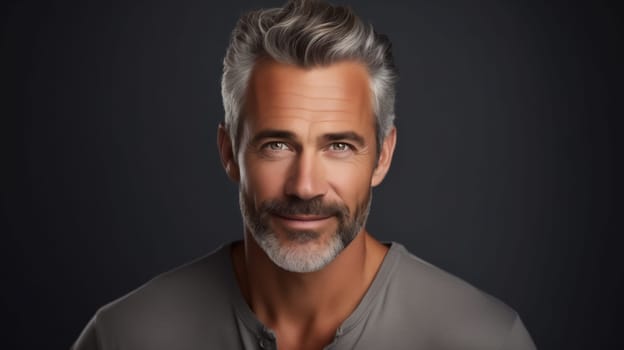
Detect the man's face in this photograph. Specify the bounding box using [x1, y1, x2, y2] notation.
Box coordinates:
[235, 59, 383, 273]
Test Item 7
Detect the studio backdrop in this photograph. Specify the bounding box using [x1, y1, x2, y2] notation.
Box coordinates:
[2, 0, 621, 348]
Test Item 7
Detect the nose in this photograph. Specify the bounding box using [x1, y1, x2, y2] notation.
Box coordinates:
[284, 151, 328, 200]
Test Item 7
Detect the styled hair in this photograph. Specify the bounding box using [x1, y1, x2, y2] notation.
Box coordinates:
[221, 0, 397, 154]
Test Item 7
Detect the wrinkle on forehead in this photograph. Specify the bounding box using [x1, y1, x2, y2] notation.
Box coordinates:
[271, 91, 353, 101]
[257, 93, 367, 118]
[247, 60, 371, 121]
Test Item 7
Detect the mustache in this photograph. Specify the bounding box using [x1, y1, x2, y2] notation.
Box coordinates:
[260, 197, 349, 219]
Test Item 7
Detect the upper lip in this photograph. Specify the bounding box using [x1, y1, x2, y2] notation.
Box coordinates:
[274, 214, 330, 221]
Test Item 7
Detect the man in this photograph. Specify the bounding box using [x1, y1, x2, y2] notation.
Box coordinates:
[73, 0, 537, 349]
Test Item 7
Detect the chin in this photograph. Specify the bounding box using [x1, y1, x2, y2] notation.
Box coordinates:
[253, 229, 346, 273]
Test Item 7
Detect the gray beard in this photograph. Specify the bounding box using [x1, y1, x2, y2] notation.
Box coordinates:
[239, 191, 372, 273]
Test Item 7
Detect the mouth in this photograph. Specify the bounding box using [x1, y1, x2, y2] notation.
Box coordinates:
[272, 213, 333, 230]
[276, 213, 331, 220]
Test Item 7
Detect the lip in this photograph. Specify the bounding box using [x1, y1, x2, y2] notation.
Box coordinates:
[272, 213, 333, 230]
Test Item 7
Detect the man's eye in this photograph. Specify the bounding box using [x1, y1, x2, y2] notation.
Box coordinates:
[329, 143, 352, 152]
[266, 142, 289, 151]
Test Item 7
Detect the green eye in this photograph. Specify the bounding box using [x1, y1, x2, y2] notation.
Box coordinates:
[330, 143, 351, 152]
[267, 142, 288, 150]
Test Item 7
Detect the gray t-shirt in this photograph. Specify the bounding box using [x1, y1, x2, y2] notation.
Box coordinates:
[72, 242, 536, 349]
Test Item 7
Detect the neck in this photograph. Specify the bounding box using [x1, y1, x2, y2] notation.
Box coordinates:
[231, 230, 387, 347]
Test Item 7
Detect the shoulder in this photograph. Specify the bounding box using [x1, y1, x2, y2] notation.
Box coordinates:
[376, 243, 535, 349]
[74, 243, 241, 349]
[389, 243, 514, 322]
[99, 242, 234, 320]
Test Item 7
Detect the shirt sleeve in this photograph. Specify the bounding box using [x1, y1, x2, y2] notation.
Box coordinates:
[71, 315, 100, 350]
[500, 314, 537, 350]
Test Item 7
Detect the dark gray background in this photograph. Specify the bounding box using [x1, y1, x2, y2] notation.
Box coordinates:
[2, 0, 622, 348]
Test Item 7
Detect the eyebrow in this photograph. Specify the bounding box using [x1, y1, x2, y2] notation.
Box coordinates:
[321, 132, 366, 147]
[250, 129, 297, 146]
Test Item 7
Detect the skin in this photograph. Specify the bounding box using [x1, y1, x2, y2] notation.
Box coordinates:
[217, 59, 397, 350]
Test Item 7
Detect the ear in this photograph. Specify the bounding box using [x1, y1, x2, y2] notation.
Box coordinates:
[371, 127, 397, 187]
[217, 123, 240, 182]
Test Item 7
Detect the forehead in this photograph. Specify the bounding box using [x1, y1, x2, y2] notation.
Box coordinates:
[244, 59, 374, 132]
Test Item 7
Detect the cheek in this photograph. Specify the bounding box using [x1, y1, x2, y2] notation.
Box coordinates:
[327, 162, 374, 204]
[242, 157, 291, 199]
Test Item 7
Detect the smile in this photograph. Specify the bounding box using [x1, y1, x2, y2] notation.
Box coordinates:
[272, 213, 333, 230]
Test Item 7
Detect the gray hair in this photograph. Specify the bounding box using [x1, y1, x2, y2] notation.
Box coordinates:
[221, 0, 397, 154]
